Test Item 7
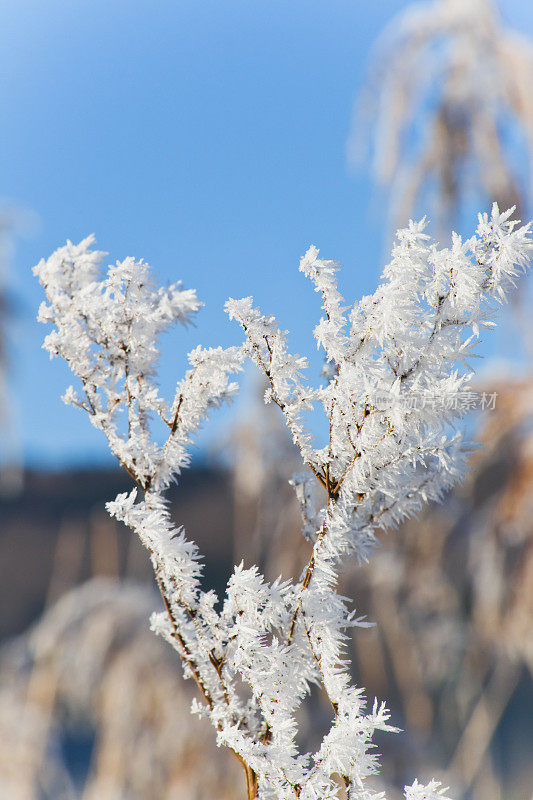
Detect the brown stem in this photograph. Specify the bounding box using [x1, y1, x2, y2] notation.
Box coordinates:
[157, 565, 261, 798]
[287, 513, 329, 643]
[231, 750, 258, 799]
[242, 324, 328, 491]
[156, 577, 214, 710]
[244, 763, 259, 799]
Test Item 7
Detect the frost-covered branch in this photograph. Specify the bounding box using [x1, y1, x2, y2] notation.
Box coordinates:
[34, 238, 249, 766]
[36, 205, 531, 799]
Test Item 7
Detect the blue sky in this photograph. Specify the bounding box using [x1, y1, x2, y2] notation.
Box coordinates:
[1, 0, 532, 467]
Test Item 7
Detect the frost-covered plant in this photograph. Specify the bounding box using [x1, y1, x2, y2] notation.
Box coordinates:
[351, 0, 533, 234]
[0, 578, 242, 800]
[35, 205, 532, 799]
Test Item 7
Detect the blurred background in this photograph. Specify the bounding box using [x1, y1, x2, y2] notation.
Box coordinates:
[1, 0, 533, 798]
